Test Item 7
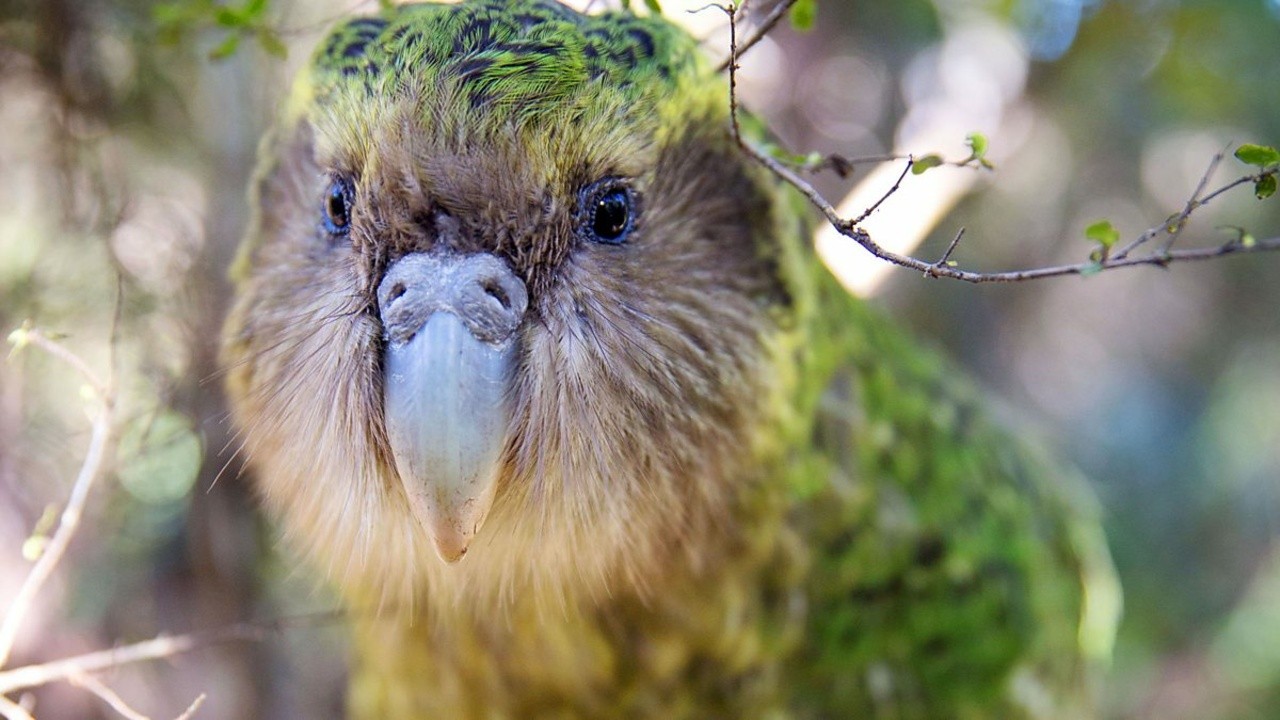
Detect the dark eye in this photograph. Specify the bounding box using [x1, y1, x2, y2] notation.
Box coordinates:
[580, 180, 636, 245]
[322, 177, 353, 235]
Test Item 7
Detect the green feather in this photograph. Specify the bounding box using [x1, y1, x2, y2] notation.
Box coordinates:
[307, 0, 699, 129]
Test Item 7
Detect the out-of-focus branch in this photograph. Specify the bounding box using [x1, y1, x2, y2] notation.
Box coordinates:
[713, 0, 801, 72]
[68, 669, 206, 720]
[717, 3, 1280, 283]
[0, 695, 34, 720]
[0, 328, 115, 670]
[0, 610, 343, 696]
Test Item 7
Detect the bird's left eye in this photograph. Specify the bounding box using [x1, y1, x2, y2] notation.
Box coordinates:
[322, 178, 353, 236]
[579, 179, 636, 245]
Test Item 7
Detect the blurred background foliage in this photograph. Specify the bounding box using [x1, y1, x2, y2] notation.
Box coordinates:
[0, 0, 1277, 717]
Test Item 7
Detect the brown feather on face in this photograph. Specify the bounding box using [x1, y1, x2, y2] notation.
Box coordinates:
[222, 79, 788, 611]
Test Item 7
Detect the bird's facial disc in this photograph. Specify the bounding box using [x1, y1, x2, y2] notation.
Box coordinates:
[377, 252, 528, 564]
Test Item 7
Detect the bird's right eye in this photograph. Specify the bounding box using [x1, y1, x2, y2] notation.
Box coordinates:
[322, 178, 353, 236]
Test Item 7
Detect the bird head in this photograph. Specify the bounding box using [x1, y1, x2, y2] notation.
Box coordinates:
[223, 0, 800, 610]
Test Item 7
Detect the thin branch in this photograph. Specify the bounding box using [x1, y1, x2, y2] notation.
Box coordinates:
[715, 3, 1280, 282]
[172, 695, 206, 720]
[715, 0, 802, 72]
[744, 135, 1280, 281]
[0, 695, 33, 720]
[851, 159, 914, 226]
[935, 228, 966, 270]
[0, 331, 115, 670]
[68, 671, 150, 720]
[0, 611, 343, 695]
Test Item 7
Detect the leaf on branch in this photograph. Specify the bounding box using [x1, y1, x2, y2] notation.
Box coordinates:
[1234, 143, 1280, 168]
[1255, 174, 1277, 200]
[912, 154, 944, 175]
[790, 0, 818, 32]
[965, 132, 994, 169]
[1219, 225, 1257, 249]
[1085, 219, 1120, 249]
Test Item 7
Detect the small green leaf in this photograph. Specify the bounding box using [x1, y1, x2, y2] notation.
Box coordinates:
[208, 32, 242, 60]
[643, 0, 662, 14]
[1235, 144, 1280, 168]
[1255, 174, 1277, 200]
[966, 132, 988, 158]
[244, 0, 268, 20]
[257, 28, 287, 58]
[962, 133, 994, 169]
[1085, 220, 1120, 249]
[912, 154, 944, 175]
[214, 6, 244, 27]
[1080, 261, 1104, 277]
[620, 0, 632, 10]
[1220, 226, 1258, 248]
[790, 0, 817, 32]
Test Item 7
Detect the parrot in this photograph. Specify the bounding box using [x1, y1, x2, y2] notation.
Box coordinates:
[220, 1, 1120, 717]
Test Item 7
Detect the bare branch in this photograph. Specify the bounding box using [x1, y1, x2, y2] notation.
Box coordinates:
[714, 0, 802, 72]
[0, 695, 33, 720]
[717, 4, 1280, 283]
[68, 671, 151, 720]
[0, 611, 343, 696]
[172, 694, 206, 720]
[0, 330, 115, 669]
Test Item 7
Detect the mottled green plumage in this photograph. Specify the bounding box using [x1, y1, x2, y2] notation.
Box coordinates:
[303, 0, 697, 127]
[226, 1, 1118, 718]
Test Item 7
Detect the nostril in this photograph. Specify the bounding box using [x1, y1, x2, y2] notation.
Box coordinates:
[482, 280, 510, 312]
[388, 282, 407, 304]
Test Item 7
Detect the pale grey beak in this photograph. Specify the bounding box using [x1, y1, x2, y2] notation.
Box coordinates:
[377, 252, 527, 564]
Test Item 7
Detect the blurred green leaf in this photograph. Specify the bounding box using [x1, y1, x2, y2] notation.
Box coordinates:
[912, 154, 944, 175]
[964, 132, 994, 170]
[643, 0, 662, 14]
[214, 7, 243, 28]
[790, 0, 817, 32]
[1256, 174, 1277, 200]
[966, 132, 988, 157]
[1219, 225, 1257, 248]
[244, 0, 269, 20]
[1085, 219, 1120, 249]
[1235, 144, 1280, 168]
[208, 33, 242, 61]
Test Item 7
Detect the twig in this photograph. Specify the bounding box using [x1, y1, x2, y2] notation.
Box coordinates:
[933, 228, 966, 272]
[0, 611, 343, 695]
[172, 694, 206, 720]
[714, 0, 802, 72]
[746, 136, 1280, 281]
[68, 670, 150, 720]
[715, 3, 1280, 282]
[0, 331, 115, 670]
[851, 158, 914, 226]
[0, 695, 33, 720]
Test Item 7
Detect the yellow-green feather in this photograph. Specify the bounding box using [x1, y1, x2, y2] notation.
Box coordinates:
[305, 0, 700, 131]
